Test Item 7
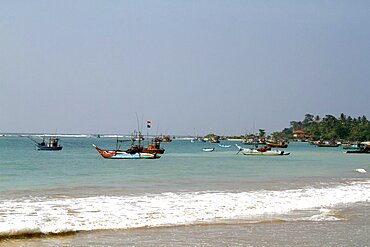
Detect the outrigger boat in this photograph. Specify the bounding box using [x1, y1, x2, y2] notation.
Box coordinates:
[93, 133, 163, 159]
[34, 136, 63, 151]
[93, 144, 158, 159]
[236, 144, 289, 156]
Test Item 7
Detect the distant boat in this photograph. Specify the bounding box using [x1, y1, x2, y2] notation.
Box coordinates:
[161, 135, 172, 142]
[343, 143, 363, 150]
[36, 137, 63, 151]
[191, 137, 206, 143]
[316, 141, 340, 147]
[202, 148, 215, 152]
[218, 144, 231, 148]
[266, 141, 288, 148]
[236, 144, 289, 156]
[208, 138, 220, 143]
[345, 144, 370, 154]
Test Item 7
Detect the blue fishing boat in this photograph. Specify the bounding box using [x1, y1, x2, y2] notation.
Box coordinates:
[36, 137, 63, 151]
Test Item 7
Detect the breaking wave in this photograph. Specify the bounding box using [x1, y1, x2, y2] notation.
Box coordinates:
[1, 180, 369, 238]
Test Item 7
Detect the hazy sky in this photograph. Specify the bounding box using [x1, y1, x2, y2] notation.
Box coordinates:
[1, 0, 369, 135]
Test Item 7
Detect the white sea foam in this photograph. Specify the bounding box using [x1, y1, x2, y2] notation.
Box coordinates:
[0, 180, 369, 236]
[34, 134, 93, 138]
[307, 209, 342, 222]
[355, 168, 367, 174]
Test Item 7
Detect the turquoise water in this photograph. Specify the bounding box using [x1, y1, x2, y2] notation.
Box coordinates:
[0, 136, 369, 245]
[1, 137, 368, 193]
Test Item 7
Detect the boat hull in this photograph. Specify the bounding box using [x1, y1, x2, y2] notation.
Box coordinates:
[345, 147, 370, 154]
[316, 144, 340, 147]
[240, 150, 288, 156]
[93, 145, 159, 159]
[36, 145, 63, 151]
[218, 144, 231, 148]
[236, 144, 289, 156]
[266, 142, 288, 148]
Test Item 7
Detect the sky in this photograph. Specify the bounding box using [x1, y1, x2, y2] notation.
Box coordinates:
[1, 0, 369, 136]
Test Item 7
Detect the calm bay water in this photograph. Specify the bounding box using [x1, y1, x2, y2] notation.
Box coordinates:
[0, 136, 369, 246]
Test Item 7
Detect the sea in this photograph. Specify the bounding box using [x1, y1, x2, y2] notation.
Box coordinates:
[0, 135, 369, 246]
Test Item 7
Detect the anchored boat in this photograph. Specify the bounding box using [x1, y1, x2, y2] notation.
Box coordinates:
[315, 141, 340, 147]
[93, 144, 158, 159]
[236, 144, 289, 156]
[218, 144, 231, 148]
[344, 144, 370, 154]
[93, 133, 163, 159]
[266, 141, 288, 148]
[36, 137, 63, 151]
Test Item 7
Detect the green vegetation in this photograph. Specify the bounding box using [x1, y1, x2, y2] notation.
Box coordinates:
[204, 133, 220, 139]
[224, 135, 244, 139]
[282, 113, 370, 141]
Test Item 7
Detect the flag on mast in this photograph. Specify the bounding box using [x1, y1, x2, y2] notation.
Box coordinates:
[147, 120, 151, 129]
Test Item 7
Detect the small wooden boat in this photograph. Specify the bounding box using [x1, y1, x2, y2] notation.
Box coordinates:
[343, 143, 364, 150]
[161, 135, 172, 142]
[202, 148, 215, 152]
[191, 137, 206, 143]
[345, 145, 370, 154]
[316, 141, 340, 147]
[218, 144, 231, 148]
[266, 141, 288, 148]
[36, 137, 63, 151]
[208, 138, 220, 143]
[236, 144, 289, 156]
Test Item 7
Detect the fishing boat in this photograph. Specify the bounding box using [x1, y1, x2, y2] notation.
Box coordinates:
[93, 132, 163, 159]
[342, 143, 363, 150]
[218, 144, 231, 148]
[36, 137, 63, 151]
[316, 141, 340, 147]
[93, 144, 158, 159]
[191, 137, 206, 143]
[345, 144, 370, 154]
[266, 141, 288, 148]
[202, 148, 215, 152]
[208, 137, 220, 143]
[236, 144, 289, 156]
[161, 135, 172, 142]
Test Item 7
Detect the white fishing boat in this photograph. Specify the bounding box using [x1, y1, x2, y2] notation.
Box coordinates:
[236, 144, 289, 156]
[202, 148, 215, 152]
[218, 144, 231, 148]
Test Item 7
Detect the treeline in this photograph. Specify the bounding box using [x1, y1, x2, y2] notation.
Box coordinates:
[279, 113, 370, 141]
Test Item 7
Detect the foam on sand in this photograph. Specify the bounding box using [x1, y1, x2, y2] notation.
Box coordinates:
[354, 168, 367, 173]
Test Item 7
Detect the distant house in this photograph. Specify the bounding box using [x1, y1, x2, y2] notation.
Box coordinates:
[293, 130, 314, 139]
